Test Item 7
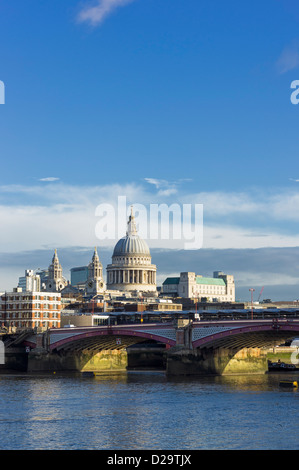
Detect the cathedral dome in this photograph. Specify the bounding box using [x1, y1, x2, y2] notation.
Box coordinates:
[112, 207, 150, 257]
[107, 206, 157, 293]
[113, 234, 150, 257]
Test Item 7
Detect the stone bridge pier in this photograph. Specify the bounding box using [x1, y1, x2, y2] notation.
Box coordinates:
[166, 345, 238, 376]
[166, 322, 238, 376]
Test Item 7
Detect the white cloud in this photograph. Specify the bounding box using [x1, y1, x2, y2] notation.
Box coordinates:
[144, 177, 192, 197]
[182, 189, 299, 223]
[77, 0, 135, 26]
[145, 178, 179, 197]
[0, 182, 299, 255]
[183, 191, 260, 216]
[39, 177, 60, 182]
[276, 40, 299, 74]
[144, 178, 169, 189]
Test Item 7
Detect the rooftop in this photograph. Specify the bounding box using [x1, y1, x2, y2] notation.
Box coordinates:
[163, 277, 180, 285]
[196, 277, 226, 286]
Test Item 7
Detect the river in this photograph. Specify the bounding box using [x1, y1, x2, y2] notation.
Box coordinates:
[0, 370, 298, 450]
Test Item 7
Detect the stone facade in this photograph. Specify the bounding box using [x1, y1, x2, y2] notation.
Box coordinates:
[163, 271, 235, 302]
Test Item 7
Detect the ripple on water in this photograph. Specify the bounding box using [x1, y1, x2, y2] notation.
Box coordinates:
[0, 372, 298, 450]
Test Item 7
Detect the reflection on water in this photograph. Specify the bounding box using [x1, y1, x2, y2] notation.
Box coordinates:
[0, 371, 298, 450]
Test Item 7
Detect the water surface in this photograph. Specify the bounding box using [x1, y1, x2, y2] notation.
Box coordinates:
[0, 371, 298, 450]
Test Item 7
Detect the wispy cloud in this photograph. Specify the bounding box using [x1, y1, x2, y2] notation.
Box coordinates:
[39, 177, 60, 182]
[77, 0, 136, 26]
[145, 178, 178, 197]
[276, 40, 299, 74]
[144, 177, 192, 197]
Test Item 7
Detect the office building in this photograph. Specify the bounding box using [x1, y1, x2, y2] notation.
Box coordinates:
[162, 271, 235, 302]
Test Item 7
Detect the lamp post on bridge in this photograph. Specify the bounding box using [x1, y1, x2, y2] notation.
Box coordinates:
[249, 288, 255, 320]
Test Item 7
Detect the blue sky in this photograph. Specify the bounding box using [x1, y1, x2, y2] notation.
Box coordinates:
[1, 0, 299, 300]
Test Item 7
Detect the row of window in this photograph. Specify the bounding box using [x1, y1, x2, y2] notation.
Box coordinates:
[3, 312, 60, 319]
[6, 321, 60, 327]
[2, 304, 60, 310]
[181, 286, 226, 294]
[2, 295, 60, 301]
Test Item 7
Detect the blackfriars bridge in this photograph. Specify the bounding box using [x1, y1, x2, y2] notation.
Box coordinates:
[5, 318, 296, 375]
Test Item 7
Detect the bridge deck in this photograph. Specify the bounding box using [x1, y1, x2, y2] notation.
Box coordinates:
[21, 319, 299, 353]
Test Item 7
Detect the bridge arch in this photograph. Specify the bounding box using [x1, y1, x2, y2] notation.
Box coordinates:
[169, 321, 299, 376]
[192, 321, 299, 351]
[41, 326, 176, 373]
[49, 326, 176, 353]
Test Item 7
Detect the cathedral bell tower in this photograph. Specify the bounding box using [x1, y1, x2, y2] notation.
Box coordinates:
[45, 249, 68, 292]
[85, 247, 106, 295]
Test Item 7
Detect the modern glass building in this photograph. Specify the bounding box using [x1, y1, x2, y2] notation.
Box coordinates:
[70, 266, 89, 286]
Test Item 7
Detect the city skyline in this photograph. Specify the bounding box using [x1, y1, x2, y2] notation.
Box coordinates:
[1, 1, 299, 301]
[8, 244, 299, 303]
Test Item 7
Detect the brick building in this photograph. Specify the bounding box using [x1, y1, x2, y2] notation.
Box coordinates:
[0, 288, 61, 330]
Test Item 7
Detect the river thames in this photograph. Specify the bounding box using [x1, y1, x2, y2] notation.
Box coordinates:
[0, 371, 298, 450]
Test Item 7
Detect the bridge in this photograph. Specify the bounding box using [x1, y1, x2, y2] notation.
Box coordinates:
[18, 318, 299, 375]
